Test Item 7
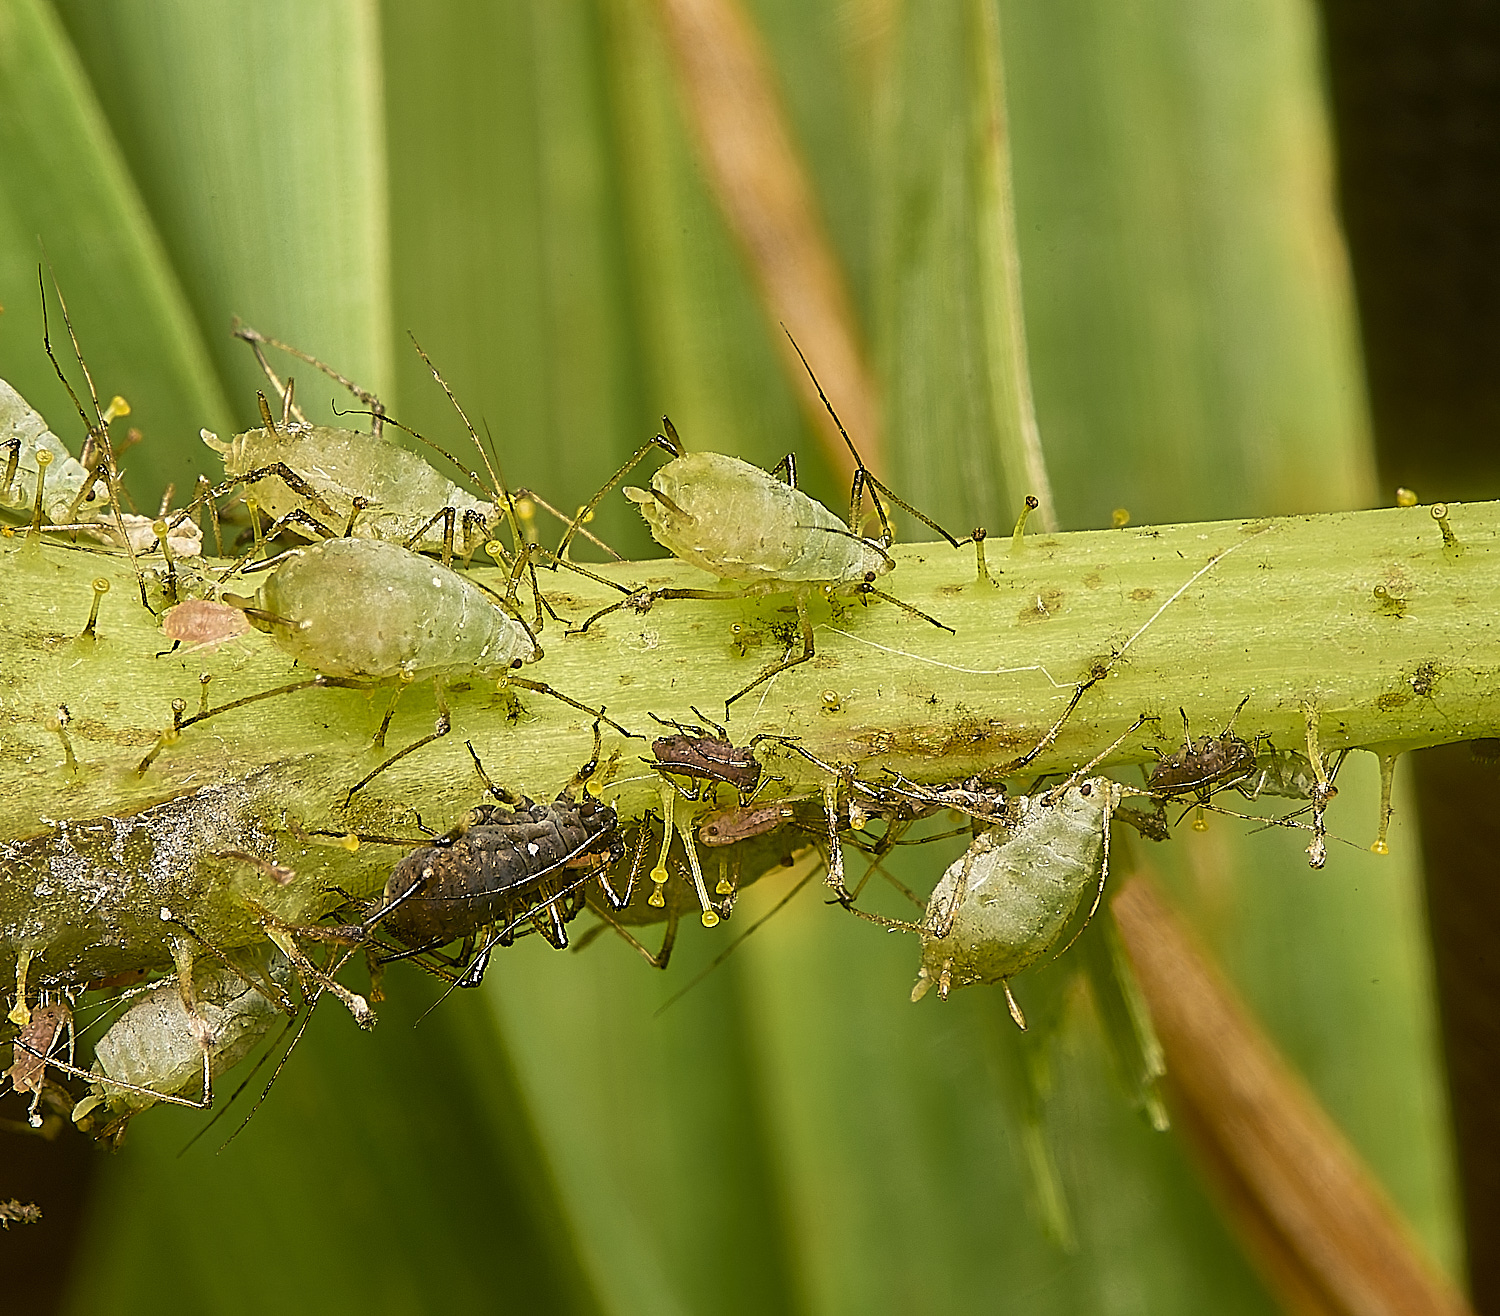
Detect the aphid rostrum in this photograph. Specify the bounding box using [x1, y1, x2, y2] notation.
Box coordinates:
[562, 342, 964, 710]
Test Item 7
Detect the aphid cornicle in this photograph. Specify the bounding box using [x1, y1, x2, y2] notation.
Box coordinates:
[911, 778, 1125, 1027]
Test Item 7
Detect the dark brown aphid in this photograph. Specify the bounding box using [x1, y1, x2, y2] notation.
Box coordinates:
[1147, 697, 1260, 803]
[648, 710, 779, 801]
[380, 791, 623, 963]
[345, 734, 627, 988]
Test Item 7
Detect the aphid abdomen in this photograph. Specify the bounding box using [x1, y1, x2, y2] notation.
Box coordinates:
[0, 379, 110, 523]
[634, 452, 880, 584]
[255, 538, 529, 679]
[1151, 737, 1255, 797]
[89, 954, 287, 1116]
[207, 425, 494, 546]
[918, 783, 1110, 992]
[1241, 748, 1320, 800]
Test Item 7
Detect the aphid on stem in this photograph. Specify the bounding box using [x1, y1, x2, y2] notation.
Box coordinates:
[561, 337, 966, 712]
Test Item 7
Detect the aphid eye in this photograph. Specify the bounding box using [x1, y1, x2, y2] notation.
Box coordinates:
[510, 658, 524, 670]
[863, 571, 877, 583]
[1080, 782, 1094, 796]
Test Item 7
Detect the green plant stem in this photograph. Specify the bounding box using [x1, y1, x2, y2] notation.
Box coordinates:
[2, 497, 1495, 989]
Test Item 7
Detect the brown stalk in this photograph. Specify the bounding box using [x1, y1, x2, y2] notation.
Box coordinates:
[1112, 874, 1471, 1316]
[650, 0, 881, 479]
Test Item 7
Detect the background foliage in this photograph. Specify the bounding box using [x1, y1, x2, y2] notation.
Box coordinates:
[0, 0, 1460, 1311]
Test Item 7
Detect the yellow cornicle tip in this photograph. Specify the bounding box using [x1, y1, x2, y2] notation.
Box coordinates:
[103, 395, 131, 423]
[1370, 840, 1390, 856]
[341, 833, 360, 852]
[715, 877, 733, 895]
[648, 889, 666, 908]
[700, 909, 719, 928]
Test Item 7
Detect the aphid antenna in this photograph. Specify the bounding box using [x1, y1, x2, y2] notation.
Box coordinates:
[464, 739, 523, 806]
[1044, 716, 1154, 801]
[157, 910, 299, 1017]
[11, 1033, 213, 1112]
[513, 486, 623, 560]
[555, 430, 679, 559]
[38, 265, 147, 604]
[233, 320, 382, 437]
[174, 1007, 305, 1157]
[781, 326, 964, 551]
[218, 967, 349, 1151]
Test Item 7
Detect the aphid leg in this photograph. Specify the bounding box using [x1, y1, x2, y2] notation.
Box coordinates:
[556, 431, 680, 558]
[401, 503, 459, 569]
[344, 681, 453, 807]
[724, 596, 817, 713]
[855, 579, 956, 635]
[1, 435, 20, 500]
[258, 921, 375, 1028]
[1301, 702, 1335, 869]
[596, 817, 655, 910]
[372, 676, 413, 751]
[513, 487, 623, 561]
[562, 717, 606, 797]
[10, 1037, 214, 1111]
[820, 775, 855, 906]
[158, 907, 298, 1016]
[39, 268, 147, 604]
[999, 676, 1099, 776]
[782, 329, 963, 550]
[503, 674, 634, 740]
[1372, 751, 1399, 854]
[577, 901, 680, 969]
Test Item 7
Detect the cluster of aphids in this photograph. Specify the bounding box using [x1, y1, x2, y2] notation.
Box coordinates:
[1, 313, 1354, 1141]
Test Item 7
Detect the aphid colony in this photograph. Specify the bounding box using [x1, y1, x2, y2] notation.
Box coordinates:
[1, 323, 1361, 1140]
